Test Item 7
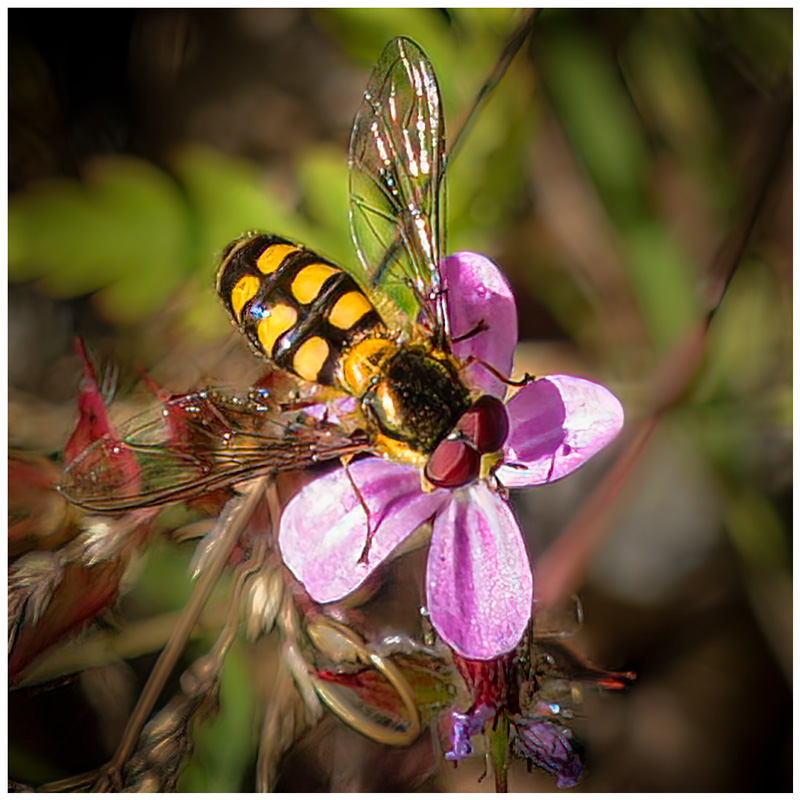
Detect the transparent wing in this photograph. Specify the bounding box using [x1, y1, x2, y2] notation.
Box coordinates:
[349, 37, 448, 343]
[60, 391, 372, 513]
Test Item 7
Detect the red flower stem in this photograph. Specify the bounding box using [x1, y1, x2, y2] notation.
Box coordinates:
[535, 413, 660, 609]
[536, 100, 790, 610]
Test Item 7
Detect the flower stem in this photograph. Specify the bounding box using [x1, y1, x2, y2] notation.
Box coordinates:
[490, 712, 510, 793]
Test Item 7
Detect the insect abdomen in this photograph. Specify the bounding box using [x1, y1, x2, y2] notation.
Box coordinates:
[217, 234, 385, 385]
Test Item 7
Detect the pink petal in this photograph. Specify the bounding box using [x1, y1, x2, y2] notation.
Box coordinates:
[425, 483, 533, 659]
[279, 457, 448, 603]
[496, 375, 624, 488]
[442, 252, 518, 398]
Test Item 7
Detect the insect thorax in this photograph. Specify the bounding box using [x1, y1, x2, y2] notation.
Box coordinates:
[356, 344, 471, 456]
[217, 233, 384, 385]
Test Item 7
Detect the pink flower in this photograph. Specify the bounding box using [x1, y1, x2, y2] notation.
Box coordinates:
[279, 252, 623, 660]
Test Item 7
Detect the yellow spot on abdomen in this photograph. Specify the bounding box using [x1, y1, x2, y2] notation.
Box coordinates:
[256, 304, 297, 355]
[329, 290, 373, 330]
[293, 336, 330, 381]
[257, 243, 298, 275]
[230, 275, 261, 321]
[291, 263, 338, 304]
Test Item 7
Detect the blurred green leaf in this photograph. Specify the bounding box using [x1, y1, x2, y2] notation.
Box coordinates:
[622, 16, 717, 156]
[295, 146, 351, 264]
[318, 8, 454, 65]
[132, 537, 197, 617]
[539, 26, 649, 216]
[699, 8, 792, 90]
[173, 146, 315, 267]
[620, 12, 737, 219]
[724, 487, 791, 571]
[696, 257, 790, 402]
[8, 147, 355, 330]
[9, 158, 190, 322]
[621, 220, 698, 349]
[177, 641, 259, 792]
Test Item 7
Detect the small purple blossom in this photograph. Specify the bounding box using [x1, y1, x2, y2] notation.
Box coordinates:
[279, 252, 623, 660]
[513, 717, 583, 789]
[442, 704, 495, 761]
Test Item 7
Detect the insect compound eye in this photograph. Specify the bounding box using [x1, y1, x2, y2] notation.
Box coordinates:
[424, 439, 481, 489]
[363, 380, 405, 440]
[456, 395, 509, 454]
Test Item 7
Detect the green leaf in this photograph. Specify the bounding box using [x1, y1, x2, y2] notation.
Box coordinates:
[173, 146, 315, 269]
[177, 641, 259, 792]
[539, 27, 649, 217]
[318, 8, 453, 65]
[9, 157, 191, 321]
[621, 220, 699, 349]
[295, 146, 352, 265]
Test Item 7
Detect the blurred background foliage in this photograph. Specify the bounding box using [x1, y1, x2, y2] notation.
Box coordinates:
[8, 8, 791, 792]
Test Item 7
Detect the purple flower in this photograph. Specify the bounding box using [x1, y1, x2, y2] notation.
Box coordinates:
[279, 252, 623, 660]
[513, 717, 583, 789]
[442, 704, 495, 761]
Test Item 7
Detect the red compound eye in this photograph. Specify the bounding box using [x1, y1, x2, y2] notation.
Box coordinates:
[425, 439, 480, 488]
[456, 395, 509, 454]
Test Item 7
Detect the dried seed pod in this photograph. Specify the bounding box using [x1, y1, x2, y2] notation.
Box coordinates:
[122, 694, 214, 792]
[244, 567, 284, 641]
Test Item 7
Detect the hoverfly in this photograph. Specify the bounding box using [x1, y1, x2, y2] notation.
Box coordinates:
[62, 37, 509, 517]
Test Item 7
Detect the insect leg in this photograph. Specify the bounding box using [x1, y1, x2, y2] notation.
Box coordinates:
[450, 318, 489, 344]
[459, 353, 536, 387]
[341, 461, 376, 566]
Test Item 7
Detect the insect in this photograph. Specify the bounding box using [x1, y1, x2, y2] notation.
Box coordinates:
[62, 37, 510, 516]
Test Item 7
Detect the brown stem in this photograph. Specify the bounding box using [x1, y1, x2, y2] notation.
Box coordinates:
[92, 479, 269, 790]
[446, 9, 540, 170]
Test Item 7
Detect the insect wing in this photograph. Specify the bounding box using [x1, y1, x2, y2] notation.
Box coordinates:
[60, 392, 371, 513]
[349, 37, 447, 340]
